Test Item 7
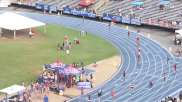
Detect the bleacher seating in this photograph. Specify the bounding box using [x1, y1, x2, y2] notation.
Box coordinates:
[12, 0, 182, 29]
[5, 0, 182, 101]
[98, 0, 182, 28]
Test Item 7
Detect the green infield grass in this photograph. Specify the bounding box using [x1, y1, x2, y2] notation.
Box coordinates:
[0, 24, 118, 89]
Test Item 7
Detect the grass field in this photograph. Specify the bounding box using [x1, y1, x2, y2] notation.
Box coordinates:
[0, 24, 118, 89]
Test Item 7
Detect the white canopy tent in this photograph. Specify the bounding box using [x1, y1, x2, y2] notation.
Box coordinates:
[0, 0, 12, 7]
[0, 12, 46, 39]
[175, 29, 182, 36]
[0, 84, 25, 102]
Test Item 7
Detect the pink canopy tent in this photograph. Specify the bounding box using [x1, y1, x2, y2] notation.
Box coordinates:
[50, 59, 64, 68]
[64, 65, 80, 75]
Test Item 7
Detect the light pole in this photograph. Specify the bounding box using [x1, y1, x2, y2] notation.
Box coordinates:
[82, 16, 85, 23]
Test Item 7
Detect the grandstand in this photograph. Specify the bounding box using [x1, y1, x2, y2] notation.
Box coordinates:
[11, 0, 182, 29]
[98, 0, 182, 27]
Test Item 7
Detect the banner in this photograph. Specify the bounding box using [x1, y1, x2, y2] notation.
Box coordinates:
[43, 4, 49, 11]
[63, 6, 72, 14]
[48, 5, 57, 12]
[63, 6, 96, 18]
[131, 18, 141, 25]
[77, 82, 91, 89]
[122, 17, 131, 24]
[112, 15, 122, 23]
[102, 13, 112, 21]
[35, 3, 50, 11]
[102, 13, 122, 22]
[35, 3, 44, 10]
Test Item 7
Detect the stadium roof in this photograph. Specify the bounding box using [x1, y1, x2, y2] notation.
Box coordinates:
[0, 12, 45, 30]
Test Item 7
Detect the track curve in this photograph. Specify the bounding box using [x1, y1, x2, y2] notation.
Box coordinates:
[20, 12, 182, 102]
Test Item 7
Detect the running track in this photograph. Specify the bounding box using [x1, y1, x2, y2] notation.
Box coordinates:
[20, 12, 182, 102]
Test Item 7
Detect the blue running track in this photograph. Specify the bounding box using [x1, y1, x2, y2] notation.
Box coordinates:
[20, 12, 182, 102]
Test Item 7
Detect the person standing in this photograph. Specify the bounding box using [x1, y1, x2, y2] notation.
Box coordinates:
[129, 84, 135, 95]
[88, 95, 92, 102]
[136, 36, 140, 47]
[138, 47, 141, 53]
[173, 63, 177, 73]
[163, 72, 166, 81]
[30, 82, 34, 94]
[80, 61, 84, 69]
[82, 16, 85, 23]
[97, 89, 102, 102]
[167, 56, 169, 64]
[90, 74, 93, 80]
[81, 88, 84, 95]
[137, 30, 140, 34]
[108, 22, 111, 30]
[179, 91, 182, 102]
[93, 61, 97, 67]
[149, 81, 153, 88]
[137, 48, 141, 64]
[128, 31, 130, 37]
[43, 94, 49, 102]
[123, 70, 126, 80]
[80, 30, 85, 36]
[111, 88, 116, 100]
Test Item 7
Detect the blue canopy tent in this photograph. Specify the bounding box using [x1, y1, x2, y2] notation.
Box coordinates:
[131, 1, 144, 10]
[131, 1, 144, 6]
[159, 0, 170, 5]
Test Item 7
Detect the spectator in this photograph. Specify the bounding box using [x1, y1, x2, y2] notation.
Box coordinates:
[97, 89, 102, 102]
[88, 95, 92, 102]
[93, 61, 97, 67]
[90, 74, 93, 80]
[123, 70, 126, 80]
[43, 94, 49, 102]
[173, 63, 177, 73]
[163, 72, 166, 81]
[149, 81, 153, 88]
[167, 56, 169, 64]
[80, 61, 84, 69]
[137, 48, 141, 63]
[128, 31, 130, 37]
[81, 88, 84, 95]
[111, 88, 116, 100]
[98, 89, 102, 97]
[129, 84, 135, 95]
[179, 91, 182, 101]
